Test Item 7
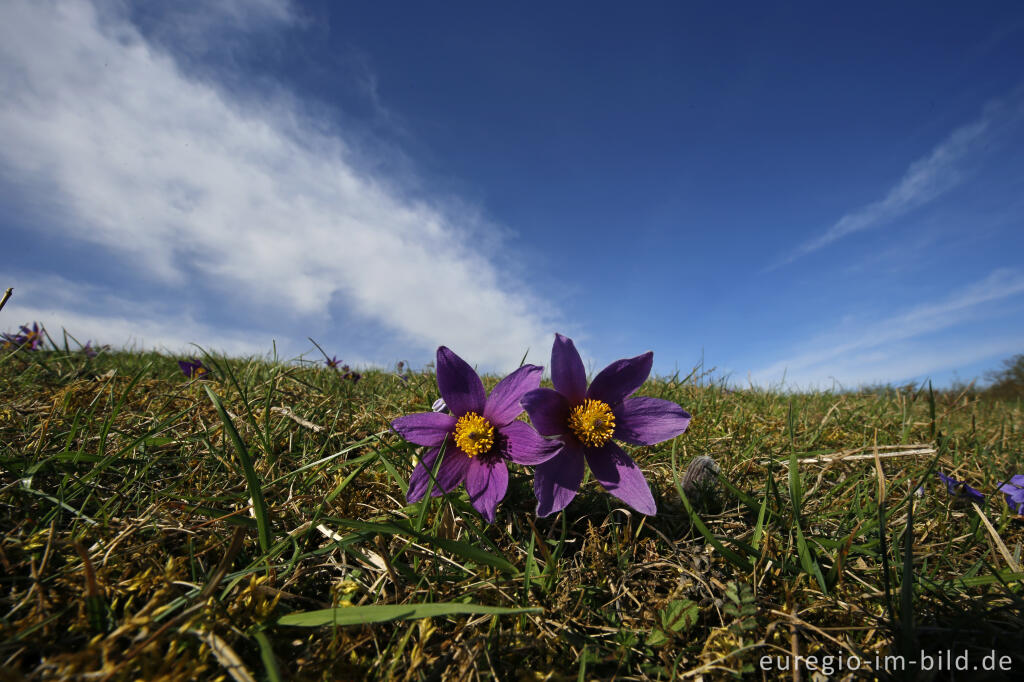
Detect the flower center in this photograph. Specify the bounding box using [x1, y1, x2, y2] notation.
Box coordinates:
[568, 399, 616, 447]
[453, 412, 495, 457]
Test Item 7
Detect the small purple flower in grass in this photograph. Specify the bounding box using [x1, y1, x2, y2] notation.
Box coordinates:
[521, 334, 691, 517]
[998, 475, 1024, 515]
[81, 341, 107, 358]
[938, 471, 985, 505]
[178, 358, 210, 379]
[329, 360, 361, 383]
[2, 322, 43, 351]
[391, 347, 560, 523]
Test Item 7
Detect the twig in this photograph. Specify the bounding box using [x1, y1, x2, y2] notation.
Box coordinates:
[0, 287, 12, 313]
[793, 447, 936, 466]
[270, 406, 324, 432]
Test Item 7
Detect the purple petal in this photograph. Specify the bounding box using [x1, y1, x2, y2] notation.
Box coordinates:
[614, 397, 691, 446]
[534, 439, 585, 517]
[584, 441, 657, 515]
[466, 456, 509, 523]
[436, 346, 486, 417]
[963, 484, 985, 504]
[391, 412, 455, 447]
[938, 471, 958, 494]
[521, 388, 570, 437]
[998, 479, 1024, 496]
[483, 364, 543, 427]
[587, 351, 653, 406]
[938, 471, 985, 503]
[406, 448, 441, 503]
[551, 334, 587, 404]
[999, 478, 1024, 514]
[433, 448, 471, 496]
[502, 420, 562, 465]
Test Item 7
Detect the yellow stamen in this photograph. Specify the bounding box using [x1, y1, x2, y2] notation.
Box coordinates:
[453, 412, 495, 457]
[568, 399, 616, 447]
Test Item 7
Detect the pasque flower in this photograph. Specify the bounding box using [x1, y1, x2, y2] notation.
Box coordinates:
[998, 475, 1024, 514]
[178, 358, 210, 379]
[391, 347, 559, 522]
[327, 357, 361, 383]
[2, 322, 43, 350]
[521, 334, 691, 516]
[938, 471, 985, 505]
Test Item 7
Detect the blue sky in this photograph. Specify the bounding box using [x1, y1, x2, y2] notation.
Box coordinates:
[2, 0, 1023, 389]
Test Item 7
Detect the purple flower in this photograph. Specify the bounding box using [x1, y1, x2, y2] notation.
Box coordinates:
[391, 347, 559, 523]
[324, 355, 360, 382]
[82, 341, 107, 358]
[395, 361, 412, 383]
[521, 334, 691, 517]
[2, 322, 43, 351]
[938, 471, 985, 505]
[998, 475, 1024, 515]
[178, 358, 210, 379]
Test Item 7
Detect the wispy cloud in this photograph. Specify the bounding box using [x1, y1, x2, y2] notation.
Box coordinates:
[750, 269, 1024, 388]
[771, 89, 1024, 269]
[2, 301, 273, 359]
[0, 0, 559, 370]
[0, 274, 279, 358]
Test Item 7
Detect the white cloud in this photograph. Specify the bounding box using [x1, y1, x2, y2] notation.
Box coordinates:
[112, 0, 299, 51]
[749, 269, 1024, 388]
[0, 0, 559, 371]
[2, 302, 270, 358]
[1, 273, 296, 359]
[773, 90, 1024, 269]
[762, 337, 1024, 391]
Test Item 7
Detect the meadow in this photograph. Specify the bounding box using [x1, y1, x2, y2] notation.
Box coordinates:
[1, 335, 1023, 680]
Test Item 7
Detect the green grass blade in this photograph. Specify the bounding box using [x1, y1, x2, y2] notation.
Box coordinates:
[277, 602, 541, 627]
[752, 488, 769, 551]
[253, 630, 283, 682]
[205, 385, 273, 553]
[899, 496, 916, 652]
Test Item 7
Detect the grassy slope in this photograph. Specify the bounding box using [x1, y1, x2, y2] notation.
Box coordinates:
[1, 346, 1023, 680]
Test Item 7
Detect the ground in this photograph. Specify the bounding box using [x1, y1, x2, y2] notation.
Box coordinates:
[1, 346, 1023, 680]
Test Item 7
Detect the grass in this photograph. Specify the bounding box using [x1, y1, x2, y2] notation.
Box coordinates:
[1, 341, 1023, 680]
